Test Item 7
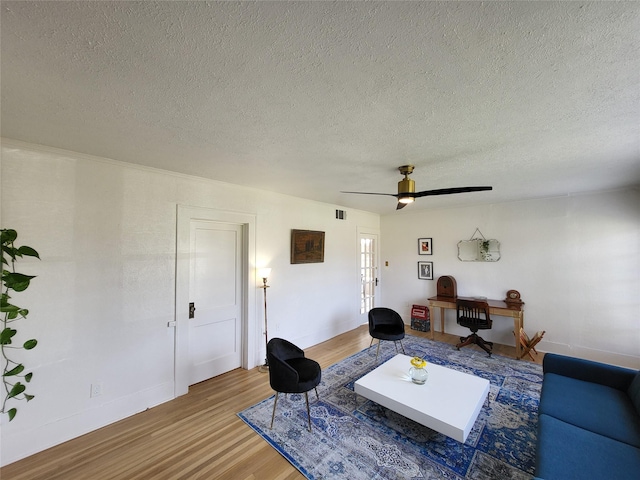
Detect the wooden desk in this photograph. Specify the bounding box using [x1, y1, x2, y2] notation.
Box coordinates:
[427, 296, 525, 359]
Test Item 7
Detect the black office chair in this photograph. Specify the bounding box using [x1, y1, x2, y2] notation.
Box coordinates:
[368, 307, 406, 362]
[267, 338, 321, 431]
[456, 299, 493, 356]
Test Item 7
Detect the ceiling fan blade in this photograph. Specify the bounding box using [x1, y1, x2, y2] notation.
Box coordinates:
[340, 191, 397, 197]
[341, 164, 491, 210]
[412, 186, 492, 198]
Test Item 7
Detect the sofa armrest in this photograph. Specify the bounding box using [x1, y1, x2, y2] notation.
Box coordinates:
[543, 353, 636, 390]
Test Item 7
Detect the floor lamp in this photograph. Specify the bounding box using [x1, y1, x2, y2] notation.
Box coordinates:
[258, 268, 271, 373]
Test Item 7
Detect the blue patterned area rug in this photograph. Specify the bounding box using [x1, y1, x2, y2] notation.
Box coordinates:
[238, 335, 542, 479]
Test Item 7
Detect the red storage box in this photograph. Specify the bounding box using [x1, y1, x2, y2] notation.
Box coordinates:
[410, 304, 430, 332]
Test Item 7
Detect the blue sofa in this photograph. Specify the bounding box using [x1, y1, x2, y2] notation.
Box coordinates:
[535, 353, 640, 479]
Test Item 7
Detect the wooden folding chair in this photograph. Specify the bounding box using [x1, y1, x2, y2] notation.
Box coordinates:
[514, 328, 545, 361]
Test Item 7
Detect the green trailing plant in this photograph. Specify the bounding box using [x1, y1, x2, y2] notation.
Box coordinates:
[1, 229, 39, 421]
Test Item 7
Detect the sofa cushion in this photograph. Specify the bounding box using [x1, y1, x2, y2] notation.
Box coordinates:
[629, 372, 640, 415]
[536, 414, 640, 480]
[543, 353, 636, 390]
[539, 372, 640, 448]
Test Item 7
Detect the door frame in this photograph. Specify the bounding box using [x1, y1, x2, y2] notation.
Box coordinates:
[175, 205, 256, 397]
[357, 227, 381, 324]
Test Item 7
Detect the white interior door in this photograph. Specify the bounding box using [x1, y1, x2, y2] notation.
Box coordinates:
[188, 220, 243, 385]
[359, 232, 379, 322]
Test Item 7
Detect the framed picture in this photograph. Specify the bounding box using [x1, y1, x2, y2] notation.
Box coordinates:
[418, 238, 432, 255]
[291, 229, 325, 264]
[418, 261, 433, 280]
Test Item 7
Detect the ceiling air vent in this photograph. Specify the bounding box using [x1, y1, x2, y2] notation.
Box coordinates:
[335, 209, 346, 220]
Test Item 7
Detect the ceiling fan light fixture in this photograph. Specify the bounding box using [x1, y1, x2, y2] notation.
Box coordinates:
[397, 177, 415, 194]
[341, 164, 492, 210]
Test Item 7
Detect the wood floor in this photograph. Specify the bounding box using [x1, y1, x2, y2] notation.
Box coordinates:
[1, 325, 542, 480]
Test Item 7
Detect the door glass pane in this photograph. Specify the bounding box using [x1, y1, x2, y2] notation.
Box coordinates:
[360, 237, 376, 314]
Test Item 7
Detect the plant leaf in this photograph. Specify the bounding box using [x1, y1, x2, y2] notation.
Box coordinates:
[8, 382, 26, 399]
[1, 245, 17, 261]
[25, 394, 34, 401]
[3, 364, 24, 376]
[0, 304, 19, 313]
[17, 246, 40, 259]
[1, 229, 18, 243]
[25, 372, 33, 382]
[23, 339, 37, 350]
[13, 281, 31, 292]
[7, 408, 17, 421]
[0, 327, 17, 344]
[3, 273, 35, 292]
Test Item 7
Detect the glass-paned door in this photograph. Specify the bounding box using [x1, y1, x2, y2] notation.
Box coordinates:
[359, 233, 379, 315]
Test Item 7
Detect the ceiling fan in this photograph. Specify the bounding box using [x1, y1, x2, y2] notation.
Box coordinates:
[342, 165, 492, 210]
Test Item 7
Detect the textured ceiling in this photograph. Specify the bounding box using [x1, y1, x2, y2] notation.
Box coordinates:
[1, 1, 639, 214]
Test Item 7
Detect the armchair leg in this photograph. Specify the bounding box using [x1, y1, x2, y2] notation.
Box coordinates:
[271, 389, 318, 432]
[368, 337, 376, 356]
[375, 340, 381, 362]
[270, 392, 279, 429]
[399, 339, 406, 355]
[305, 391, 312, 432]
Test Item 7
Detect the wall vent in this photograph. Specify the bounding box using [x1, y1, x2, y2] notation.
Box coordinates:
[335, 209, 346, 220]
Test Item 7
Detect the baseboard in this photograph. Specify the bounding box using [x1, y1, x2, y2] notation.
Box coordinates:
[1, 381, 174, 466]
[292, 318, 361, 352]
[538, 341, 639, 370]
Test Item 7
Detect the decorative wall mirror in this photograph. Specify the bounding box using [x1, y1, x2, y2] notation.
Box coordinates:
[458, 229, 500, 262]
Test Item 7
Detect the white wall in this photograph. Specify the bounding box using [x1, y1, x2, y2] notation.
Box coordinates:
[2, 139, 638, 466]
[380, 190, 640, 369]
[0, 140, 379, 465]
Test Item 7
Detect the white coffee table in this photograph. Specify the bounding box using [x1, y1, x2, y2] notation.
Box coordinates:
[354, 354, 490, 442]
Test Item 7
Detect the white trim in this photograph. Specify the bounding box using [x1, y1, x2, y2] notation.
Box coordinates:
[175, 205, 257, 396]
[357, 226, 380, 323]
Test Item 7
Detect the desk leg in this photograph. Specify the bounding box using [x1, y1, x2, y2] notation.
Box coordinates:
[429, 306, 435, 340]
[514, 313, 523, 359]
[439, 307, 445, 334]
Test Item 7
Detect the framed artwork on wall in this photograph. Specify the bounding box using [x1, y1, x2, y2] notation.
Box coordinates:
[418, 238, 432, 255]
[418, 261, 433, 280]
[291, 229, 325, 264]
